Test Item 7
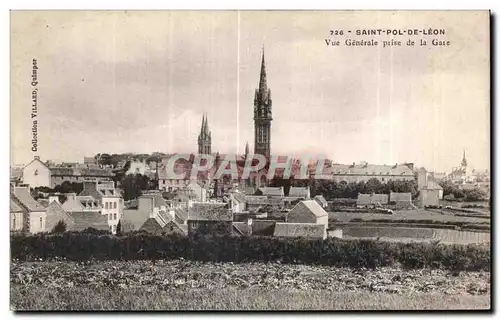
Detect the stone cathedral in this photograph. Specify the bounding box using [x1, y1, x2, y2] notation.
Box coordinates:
[198, 49, 272, 159]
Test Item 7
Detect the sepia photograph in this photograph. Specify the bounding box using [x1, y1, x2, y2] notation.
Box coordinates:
[9, 10, 491, 311]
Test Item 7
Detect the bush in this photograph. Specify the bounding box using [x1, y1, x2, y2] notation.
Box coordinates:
[51, 220, 67, 233]
[9, 233, 490, 271]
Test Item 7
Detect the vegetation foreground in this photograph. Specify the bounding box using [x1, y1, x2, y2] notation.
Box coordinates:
[11, 286, 490, 311]
[10, 260, 490, 311]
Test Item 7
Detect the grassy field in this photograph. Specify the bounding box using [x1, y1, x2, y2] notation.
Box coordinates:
[328, 209, 489, 224]
[10, 260, 490, 310]
[338, 226, 490, 244]
[10, 286, 491, 311]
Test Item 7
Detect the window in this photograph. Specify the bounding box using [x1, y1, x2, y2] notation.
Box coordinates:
[13, 216, 16, 229]
[39, 217, 43, 229]
[105, 202, 109, 209]
[112, 225, 116, 233]
[113, 202, 117, 209]
[109, 225, 112, 232]
[113, 213, 117, 220]
[109, 214, 112, 221]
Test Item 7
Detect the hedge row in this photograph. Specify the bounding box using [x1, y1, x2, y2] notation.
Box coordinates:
[10, 233, 490, 271]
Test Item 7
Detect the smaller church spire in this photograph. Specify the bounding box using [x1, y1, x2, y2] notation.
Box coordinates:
[201, 113, 206, 134]
[461, 149, 467, 167]
[245, 141, 249, 156]
[204, 113, 210, 135]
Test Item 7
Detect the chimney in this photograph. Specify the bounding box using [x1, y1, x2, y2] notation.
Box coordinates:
[34, 156, 40, 160]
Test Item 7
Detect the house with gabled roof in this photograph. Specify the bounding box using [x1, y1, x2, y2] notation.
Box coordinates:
[288, 186, 310, 199]
[314, 195, 328, 209]
[285, 200, 328, 230]
[79, 181, 123, 234]
[69, 212, 109, 232]
[22, 156, 51, 188]
[233, 221, 252, 236]
[357, 193, 389, 207]
[313, 162, 415, 183]
[120, 193, 170, 234]
[11, 186, 47, 233]
[10, 195, 27, 232]
[228, 192, 246, 213]
[45, 200, 73, 232]
[163, 220, 188, 236]
[174, 207, 189, 225]
[426, 180, 443, 199]
[49, 166, 114, 188]
[44, 199, 109, 233]
[187, 202, 233, 236]
[257, 187, 284, 197]
[62, 193, 102, 213]
[246, 195, 283, 213]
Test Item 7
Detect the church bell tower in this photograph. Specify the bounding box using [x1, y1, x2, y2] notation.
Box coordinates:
[254, 48, 272, 159]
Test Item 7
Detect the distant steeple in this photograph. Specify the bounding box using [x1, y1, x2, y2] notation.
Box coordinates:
[198, 112, 211, 155]
[245, 141, 249, 157]
[204, 113, 210, 135]
[461, 149, 467, 167]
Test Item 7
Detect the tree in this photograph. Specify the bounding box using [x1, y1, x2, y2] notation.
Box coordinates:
[121, 173, 150, 201]
[463, 188, 487, 201]
[116, 220, 123, 236]
[365, 178, 383, 194]
[51, 220, 67, 233]
[53, 181, 84, 195]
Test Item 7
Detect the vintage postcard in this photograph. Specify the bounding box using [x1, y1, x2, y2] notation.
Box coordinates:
[10, 10, 490, 311]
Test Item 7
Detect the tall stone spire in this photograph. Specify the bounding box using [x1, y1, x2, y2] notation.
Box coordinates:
[204, 113, 210, 135]
[258, 46, 267, 94]
[461, 149, 467, 167]
[201, 113, 205, 134]
[253, 46, 272, 159]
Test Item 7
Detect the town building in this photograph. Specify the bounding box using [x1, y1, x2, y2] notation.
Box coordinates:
[10, 186, 46, 233]
[45, 200, 108, 232]
[288, 186, 311, 199]
[314, 162, 415, 183]
[419, 188, 441, 207]
[187, 203, 233, 236]
[22, 156, 51, 188]
[356, 193, 389, 207]
[62, 193, 102, 213]
[228, 192, 246, 213]
[285, 200, 329, 230]
[313, 195, 328, 209]
[120, 193, 170, 234]
[22, 156, 114, 188]
[257, 187, 284, 197]
[78, 181, 124, 234]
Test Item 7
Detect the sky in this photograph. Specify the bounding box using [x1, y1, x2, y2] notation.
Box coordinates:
[10, 11, 490, 173]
